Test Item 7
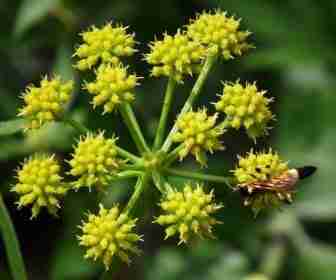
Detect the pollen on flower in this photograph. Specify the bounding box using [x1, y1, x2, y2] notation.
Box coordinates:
[69, 132, 123, 189]
[186, 10, 253, 59]
[12, 154, 68, 218]
[146, 31, 206, 82]
[233, 149, 291, 215]
[155, 183, 222, 244]
[215, 81, 274, 140]
[84, 64, 140, 114]
[74, 22, 136, 70]
[172, 109, 225, 166]
[18, 76, 73, 130]
[78, 204, 142, 269]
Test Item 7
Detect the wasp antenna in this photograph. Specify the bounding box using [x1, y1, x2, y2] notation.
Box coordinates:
[297, 166, 317, 179]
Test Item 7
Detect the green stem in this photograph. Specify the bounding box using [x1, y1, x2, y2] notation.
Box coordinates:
[123, 174, 150, 216]
[0, 193, 28, 280]
[115, 170, 144, 180]
[153, 77, 177, 150]
[259, 242, 286, 279]
[165, 168, 232, 187]
[62, 116, 88, 134]
[161, 52, 218, 152]
[119, 104, 150, 154]
[151, 171, 166, 193]
[115, 146, 141, 163]
[164, 144, 184, 167]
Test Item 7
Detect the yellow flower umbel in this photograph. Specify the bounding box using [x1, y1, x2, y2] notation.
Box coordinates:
[78, 204, 142, 269]
[69, 132, 122, 189]
[74, 23, 136, 70]
[12, 154, 67, 218]
[18, 76, 73, 130]
[243, 274, 270, 280]
[84, 64, 140, 114]
[233, 150, 290, 215]
[146, 31, 205, 82]
[155, 184, 222, 244]
[187, 10, 252, 59]
[172, 109, 225, 166]
[215, 81, 274, 140]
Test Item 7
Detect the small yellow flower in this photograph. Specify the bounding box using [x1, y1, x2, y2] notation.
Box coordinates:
[12, 154, 68, 218]
[215, 81, 274, 140]
[155, 183, 222, 244]
[78, 204, 142, 269]
[233, 149, 290, 215]
[69, 132, 123, 189]
[84, 64, 140, 114]
[146, 31, 206, 82]
[18, 76, 73, 130]
[74, 22, 136, 70]
[172, 109, 225, 166]
[187, 10, 252, 59]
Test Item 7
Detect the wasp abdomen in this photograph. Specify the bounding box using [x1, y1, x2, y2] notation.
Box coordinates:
[296, 166, 317, 179]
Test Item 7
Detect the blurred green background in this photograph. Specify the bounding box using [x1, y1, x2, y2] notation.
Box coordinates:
[1, 0, 336, 279]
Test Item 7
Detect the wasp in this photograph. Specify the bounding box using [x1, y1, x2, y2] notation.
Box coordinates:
[236, 166, 317, 206]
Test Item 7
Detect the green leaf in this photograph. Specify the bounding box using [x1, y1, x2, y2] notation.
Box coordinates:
[0, 119, 27, 136]
[14, 0, 60, 38]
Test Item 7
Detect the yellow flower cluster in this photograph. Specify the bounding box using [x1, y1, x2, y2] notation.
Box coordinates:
[84, 64, 139, 114]
[18, 76, 73, 130]
[215, 82, 274, 140]
[78, 204, 142, 269]
[234, 150, 288, 184]
[12, 154, 67, 218]
[74, 23, 136, 70]
[233, 150, 290, 215]
[155, 184, 222, 243]
[187, 10, 252, 59]
[146, 31, 205, 82]
[69, 132, 122, 189]
[172, 109, 225, 165]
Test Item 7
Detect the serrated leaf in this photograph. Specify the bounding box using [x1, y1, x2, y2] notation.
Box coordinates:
[0, 119, 27, 136]
[14, 0, 60, 38]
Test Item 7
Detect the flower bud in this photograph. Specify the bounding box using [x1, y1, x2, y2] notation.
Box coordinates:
[146, 31, 205, 82]
[155, 183, 222, 243]
[18, 76, 73, 130]
[187, 10, 253, 59]
[84, 64, 140, 114]
[172, 109, 225, 166]
[233, 149, 292, 215]
[74, 23, 136, 70]
[12, 154, 68, 218]
[215, 81, 274, 140]
[78, 204, 142, 269]
[69, 132, 123, 189]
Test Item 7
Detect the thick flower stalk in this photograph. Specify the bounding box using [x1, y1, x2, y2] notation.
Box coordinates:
[78, 204, 142, 269]
[146, 31, 205, 82]
[84, 64, 140, 114]
[172, 109, 225, 165]
[12, 154, 68, 218]
[69, 132, 123, 189]
[186, 10, 252, 59]
[18, 76, 73, 130]
[215, 81, 274, 140]
[155, 183, 222, 243]
[233, 150, 292, 215]
[74, 22, 136, 70]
